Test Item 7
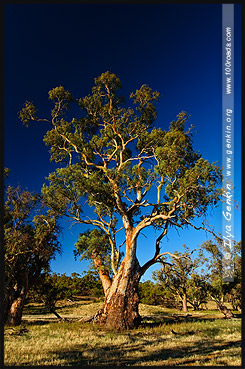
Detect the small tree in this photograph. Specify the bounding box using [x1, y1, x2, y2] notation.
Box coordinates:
[30, 272, 76, 320]
[29, 271, 103, 317]
[200, 239, 225, 301]
[19, 71, 223, 329]
[187, 273, 209, 310]
[212, 240, 241, 311]
[227, 241, 241, 311]
[77, 272, 104, 298]
[152, 245, 202, 312]
[200, 239, 240, 318]
[138, 280, 166, 306]
[4, 185, 60, 325]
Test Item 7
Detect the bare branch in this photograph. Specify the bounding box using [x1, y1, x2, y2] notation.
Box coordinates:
[139, 221, 169, 276]
[184, 219, 219, 239]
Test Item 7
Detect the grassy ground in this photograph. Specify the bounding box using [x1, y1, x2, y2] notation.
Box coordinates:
[4, 299, 241, 366]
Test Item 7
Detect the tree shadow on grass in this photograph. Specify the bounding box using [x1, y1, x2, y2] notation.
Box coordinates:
[135, 339, 241, 366]
[233, 313, 242, 318]
[140, 314, 219, 328]
[22, 319, 57, 326]
[48, 336, 241, 366]
[23, 304, 65, 315]
[23, 304, 50, 315]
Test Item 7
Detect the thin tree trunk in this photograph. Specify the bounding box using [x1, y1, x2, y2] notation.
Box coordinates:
[210, 296, 234, 318]
[50, 307, 67, 321]
[182, 290, 188, 312]
[215, 300, 234, 318]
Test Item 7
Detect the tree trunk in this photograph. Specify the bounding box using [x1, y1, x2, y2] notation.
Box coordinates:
[193, 301, 199, 310]
[94, 258, 141, 330]
[182, 290, 188, 312]
[93, 255, 112, 295]
[210, 296, 234, 318]
[5, 272, 29, 326]
[6, 295, 25, 326]
[50, 307, 67, 321]
[215, 300, 234, 318]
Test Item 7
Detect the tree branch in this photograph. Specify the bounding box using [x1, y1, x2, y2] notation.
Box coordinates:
[139, 221, 169, 276]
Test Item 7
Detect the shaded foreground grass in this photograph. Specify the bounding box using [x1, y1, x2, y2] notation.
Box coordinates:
[4, 300, 241, 366]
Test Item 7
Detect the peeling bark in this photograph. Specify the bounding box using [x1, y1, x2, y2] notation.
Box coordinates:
[89, 208, 169, 330]
[94, 258, 141, 330]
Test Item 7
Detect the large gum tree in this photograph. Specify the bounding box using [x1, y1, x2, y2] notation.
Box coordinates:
[19, 72, 222, 330]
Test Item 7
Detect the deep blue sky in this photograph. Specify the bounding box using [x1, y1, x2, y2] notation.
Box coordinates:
[4, 4, 241, 281]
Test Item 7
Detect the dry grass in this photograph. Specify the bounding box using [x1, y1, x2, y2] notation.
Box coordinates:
[4, 300, 241, 366]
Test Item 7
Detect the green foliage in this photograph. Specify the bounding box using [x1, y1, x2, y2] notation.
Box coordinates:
[4, 186, 60, 273]
[228, 241, 242, 310]
[78, 272, 104, 297]
[139, 281, 159, 305]
[74, 229, 111, 272]
[18, 101, 38, 126]
[31, 273, 72, 308]
[223, 241, 241, 310]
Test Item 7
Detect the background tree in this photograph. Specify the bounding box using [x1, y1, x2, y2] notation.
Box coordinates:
[186, 273, 209, 310]
[200, 239, 225, 301]
[138, 280, 166, 306]
[227, 241, 241, 311]
[19, 71, 223, 330]
[4, 185, 60, 326]
[29, 272, 72, 321]
[29, 271, 103, 318]
[152, 245, 203, 312]
[200, 239, 240, 318]
[77, 271, 104, 298]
